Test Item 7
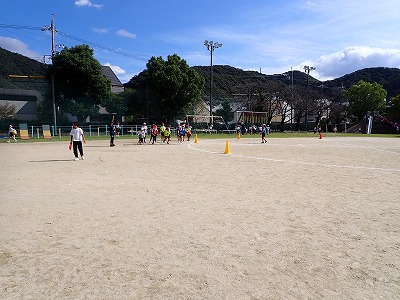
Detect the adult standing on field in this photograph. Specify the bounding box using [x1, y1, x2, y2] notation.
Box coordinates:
[70, 122, 86, 161]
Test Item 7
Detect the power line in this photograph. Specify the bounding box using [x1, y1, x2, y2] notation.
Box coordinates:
[0, 22, 148, 62]
[57, 31, 148, 62]
[0, 24, 42, 30]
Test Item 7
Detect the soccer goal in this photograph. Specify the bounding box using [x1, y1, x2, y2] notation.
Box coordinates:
[185, 115, 229, 131]
[234, 111, 268, 125]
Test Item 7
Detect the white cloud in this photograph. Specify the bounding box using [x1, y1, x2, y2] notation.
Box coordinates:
[103, 63, 135, 83]
[254, 46, 400, 81]
[104, 62, 126, 75]
[116, 29, 136, 39]
[302, 46, 400, 81]
[0, 36, 40, 58]
[92, 27, 109, 34]
[74, 0, 103, 9]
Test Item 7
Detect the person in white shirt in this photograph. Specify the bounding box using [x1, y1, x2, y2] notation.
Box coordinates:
[69, 122, 86, 161]
[141, 122, 148, 143]
[7, 125, 17, 143]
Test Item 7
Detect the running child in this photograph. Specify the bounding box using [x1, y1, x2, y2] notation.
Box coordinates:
[164, 125, 171, 144]
[185, 125, 192, 141]
[261, 124, 267, 143]
[138, 129, 144, 144]
[7, 125, 17, 143]
[150, 124, 158, 144]
[160, 122, 166, 142]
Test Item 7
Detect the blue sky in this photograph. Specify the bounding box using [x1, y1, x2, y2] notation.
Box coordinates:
[1, 0, 400, 83]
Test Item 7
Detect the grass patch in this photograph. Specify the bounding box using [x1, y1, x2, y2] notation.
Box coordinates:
[2, 132, 399, 143]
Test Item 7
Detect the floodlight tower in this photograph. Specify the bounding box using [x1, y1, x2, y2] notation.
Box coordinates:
[204, 40, 222, 125]
[304, 65, 315, 131]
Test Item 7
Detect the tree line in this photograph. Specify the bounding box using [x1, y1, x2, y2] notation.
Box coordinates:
[1, 45, 399, 130]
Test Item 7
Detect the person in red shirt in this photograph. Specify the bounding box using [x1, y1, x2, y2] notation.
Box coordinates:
[150, 124, 158, 144]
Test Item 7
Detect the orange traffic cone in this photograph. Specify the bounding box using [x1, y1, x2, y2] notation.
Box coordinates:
[224, 140, 231, 154]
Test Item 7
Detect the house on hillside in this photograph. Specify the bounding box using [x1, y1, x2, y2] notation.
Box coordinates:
[102, 66, 124, 94]
[91, 66, 125, 122]
[0, 88, 42, 120]
[0, 67, 124, 122]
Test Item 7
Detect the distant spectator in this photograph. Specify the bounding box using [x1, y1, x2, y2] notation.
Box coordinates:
[115, 122, 121, 136]
[241, 122, 246, 135]
[110, 116, 116, 147]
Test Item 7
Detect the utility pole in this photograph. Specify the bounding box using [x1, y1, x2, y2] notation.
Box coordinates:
[204, 40, 222, 126]
[291, 67, 294, 131]
[303, 65, 315, 131]
[42, 14, 57, 133]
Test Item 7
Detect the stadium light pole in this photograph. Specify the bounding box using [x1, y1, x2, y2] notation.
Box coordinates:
[204, 40, 222, 126]
[303, 65, 315, 131]
[42, 14, 57, 133]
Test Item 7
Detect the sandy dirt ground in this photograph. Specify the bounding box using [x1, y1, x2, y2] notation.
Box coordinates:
[0, 135, 399, 299]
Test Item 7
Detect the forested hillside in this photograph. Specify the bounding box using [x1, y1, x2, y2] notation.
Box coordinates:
[0, 47, 48, 91]
[325, 67, 400, 99]
[193, 65, 400, 101]
[2, 46, 399, 100]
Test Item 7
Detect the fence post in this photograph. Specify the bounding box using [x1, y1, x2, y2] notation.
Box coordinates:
[31, 126, 34, 138]
[89, 125, 92, 137]
[36, 127, 40, 139]
[97, 127, 100, 137]
[59, 128, 61, 138]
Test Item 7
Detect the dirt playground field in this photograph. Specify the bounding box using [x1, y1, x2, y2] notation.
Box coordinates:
[0, 136, 399, 299]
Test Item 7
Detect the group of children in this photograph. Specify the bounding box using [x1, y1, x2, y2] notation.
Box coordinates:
[7, 121, 266, 161]
[137, 122, 192, 145]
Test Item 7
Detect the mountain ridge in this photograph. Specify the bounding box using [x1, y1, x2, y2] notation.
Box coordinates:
[1, 47, 399, 99]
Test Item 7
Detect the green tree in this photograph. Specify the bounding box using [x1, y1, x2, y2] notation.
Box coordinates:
[345, 80, 387, 122]
[0, 102, 17, 120]
[146, 54, 204, 123]
[215, 99, 234, 124]
[101, 89, 135, 120]
[385, 94, 400, 122]
[51, 45, 111, 122]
